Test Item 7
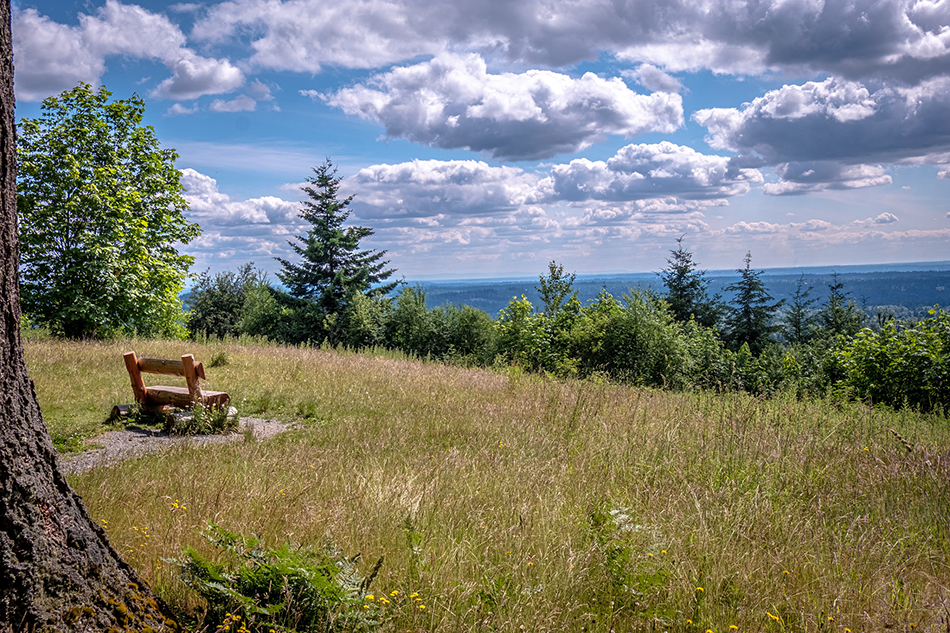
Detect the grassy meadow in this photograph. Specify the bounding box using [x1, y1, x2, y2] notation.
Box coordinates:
[25, 337, 950, 632]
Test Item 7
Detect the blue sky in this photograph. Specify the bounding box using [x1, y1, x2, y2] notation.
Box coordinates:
[12, 0, 950, 280]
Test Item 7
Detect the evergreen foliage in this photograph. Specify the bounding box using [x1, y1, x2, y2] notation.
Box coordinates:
[782, 274, 819, 345]
[17, 83, 199, 339]
[817, 272, 866, 338]
[658, 237, 723, 328]
[723, 252, 785, 355]
[277, 159, 397, 316]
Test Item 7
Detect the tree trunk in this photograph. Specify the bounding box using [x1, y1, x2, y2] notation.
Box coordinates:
[0, 3, 178, 630]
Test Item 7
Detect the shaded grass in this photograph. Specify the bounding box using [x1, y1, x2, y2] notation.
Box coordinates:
[25, 338, 950, 632]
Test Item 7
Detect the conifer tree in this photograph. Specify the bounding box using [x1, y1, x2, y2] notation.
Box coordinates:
[723, 252, 784, 354]
[658, 237, 723, 328]
[817, 272, 865, 338]
[782, 273, 818, 345]
[277, 159, 397, 315]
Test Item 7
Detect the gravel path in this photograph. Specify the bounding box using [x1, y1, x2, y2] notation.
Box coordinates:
[60, 417, 294, 474]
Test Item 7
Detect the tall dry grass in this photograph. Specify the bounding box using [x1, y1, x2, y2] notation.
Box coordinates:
[25, 338, 950, 632]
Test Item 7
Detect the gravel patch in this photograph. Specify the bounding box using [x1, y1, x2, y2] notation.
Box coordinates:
[60, 417, 294, 475]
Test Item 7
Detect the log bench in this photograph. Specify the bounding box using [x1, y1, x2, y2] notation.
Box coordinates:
[123, 351, 230, 411]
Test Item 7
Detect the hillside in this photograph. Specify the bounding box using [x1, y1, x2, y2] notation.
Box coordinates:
[26, 338, 950, 632]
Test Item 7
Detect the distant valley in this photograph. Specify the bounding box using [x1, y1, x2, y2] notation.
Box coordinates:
[411, 260, 950, 319]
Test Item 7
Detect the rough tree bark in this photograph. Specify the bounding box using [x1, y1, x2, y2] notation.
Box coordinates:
[0, 2, 179, 630]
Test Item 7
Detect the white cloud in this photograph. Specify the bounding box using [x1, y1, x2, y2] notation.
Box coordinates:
[209, 94, 257, 112]
[763, 162, 892, 195]
[533, 142, 762, 203]
[321, 53, 682, 161]
[346, 159, 539, 222]
[12, 9, 103, 101]
[192, 0, 441, 72]
[79, 0, 186, 59]
[624, 64, 683, 93]
[696, 77, 950, 165]
[165, 102, 199, 116]
[191, 0, 950, 83]
[150, 50, 244, 100]
[181, 168, 299, 227]
[695, 76, 950, 192]
[12, 1, 244, 102]
[874, 212, 899, 224]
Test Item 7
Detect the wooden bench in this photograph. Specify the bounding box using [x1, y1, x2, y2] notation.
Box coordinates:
[123, 351, 230, 411]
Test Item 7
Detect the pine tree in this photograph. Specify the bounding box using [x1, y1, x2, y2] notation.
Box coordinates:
[723, 252, 784, 354]
[277, 159, 397, 315]
[658, 237, 723, 328]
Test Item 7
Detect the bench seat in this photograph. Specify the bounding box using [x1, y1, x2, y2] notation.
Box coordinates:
[141, 385, 231, 409]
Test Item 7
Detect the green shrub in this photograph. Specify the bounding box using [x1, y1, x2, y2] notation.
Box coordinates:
[834, 307, 949, 412]
[169, 524, 382, 632]
[168, 403, 238, 435]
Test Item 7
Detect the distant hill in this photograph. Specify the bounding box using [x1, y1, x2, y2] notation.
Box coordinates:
[411, 261, 950, 318]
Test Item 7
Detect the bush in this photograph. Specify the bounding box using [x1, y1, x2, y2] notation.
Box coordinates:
[570, 290, 687, 388]
[834, 307, 949, 412]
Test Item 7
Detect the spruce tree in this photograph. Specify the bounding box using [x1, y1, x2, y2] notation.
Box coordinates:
[782, 273, 818, 345]
[277, 159, 397, 315]
[723, 252, 784, 354]
[658, 237, 723, 328]
[817, 272, 865, 338]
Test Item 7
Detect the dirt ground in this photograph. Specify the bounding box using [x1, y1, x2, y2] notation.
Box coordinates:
[60, 417, 293, 474]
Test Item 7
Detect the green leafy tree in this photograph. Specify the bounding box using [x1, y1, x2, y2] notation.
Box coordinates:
[782, 273, 819, 345]
[723, 252, 784, 355]
[186, 263, 268, 338]
[277, 159, 397, 318]
[834, 307, 949, 412]
[17, 83, 199, 339]
[536, 260, 578, 317]
[658, 237, 723, 328]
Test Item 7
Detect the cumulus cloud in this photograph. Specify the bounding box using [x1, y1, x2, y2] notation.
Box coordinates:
[319, 53, 682, 161]
[190, 0, 950, 83]
[181, 168, 299, 227]
[624, 64, 683, 93]
[209, 94, 257, 112]
[79, 0, 186, 59]
[165, 102, 199, 116]
[12, 9, 103, 101]
[696, 77, 950, 165]
[13, 1, 244, 102]
[763, 162, 892, 195]
[346, 159, 539, 222]
[150, 50, 244, 100]
[533, 142, 762, 203]
[695, 76, 950, 192]
[872, 212, 899, 224]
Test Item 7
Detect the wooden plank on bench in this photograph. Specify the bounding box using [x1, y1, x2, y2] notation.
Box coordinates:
[137, 357, 206, 379]
[145, 386, 230, 408]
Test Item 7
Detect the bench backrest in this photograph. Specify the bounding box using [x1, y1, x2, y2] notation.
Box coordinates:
[123, 351, 205, 405]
